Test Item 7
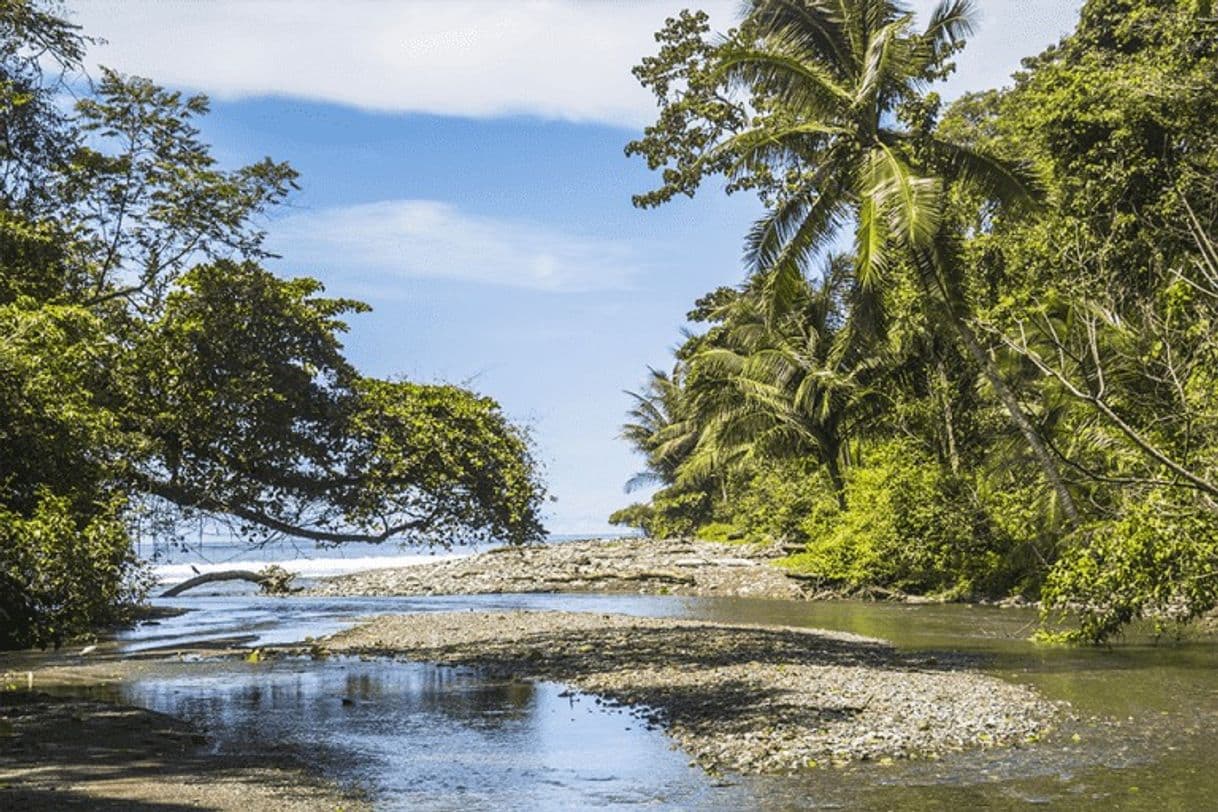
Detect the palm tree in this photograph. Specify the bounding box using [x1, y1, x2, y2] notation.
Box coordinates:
[698, 0, 1080, 522]
[684, 257, 880, 508]
[620, 366, 699, 492]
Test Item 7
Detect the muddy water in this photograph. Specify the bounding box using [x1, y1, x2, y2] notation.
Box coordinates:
[95, 592, 1218, 809]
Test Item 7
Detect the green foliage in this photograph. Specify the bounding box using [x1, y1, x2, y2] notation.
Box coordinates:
[782, 441, 983, 592]
[0, 491, 149, 649]
[0, 299, 141, 649]
[621, 0, 1218, 640]
[694, 522, 741, 542]
[348, 379, 545, 546]
[679, 258, 876, 507]
[0, 2, 547, 647]
[0, 301, 125, 515]
[729, 459, 839, 544]
[608, 503, 654, 534]
[1041, 497, 1218, 643]
[609, 487, 712, 538]
[124, 260, 545, 547]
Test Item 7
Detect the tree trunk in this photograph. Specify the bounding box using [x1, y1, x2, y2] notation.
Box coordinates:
[952, 317, 1081, 525]
[937, 359, 960, 475]
[825, 451, 848, 511]
[161, 570, 273, 597]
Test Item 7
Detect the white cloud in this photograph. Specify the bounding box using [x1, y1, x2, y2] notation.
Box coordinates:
[72, 0, 737, 127]
[268, 200, 639, 293]
[926, 1, 1082, 98]
[71, 1, 1080, 128]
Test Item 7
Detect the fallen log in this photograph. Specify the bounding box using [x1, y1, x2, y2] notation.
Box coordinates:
[161, 570, 271, 597]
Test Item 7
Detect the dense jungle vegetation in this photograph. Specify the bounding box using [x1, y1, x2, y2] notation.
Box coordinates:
[0, 1, 546, 649]
[614, 0, 1218, 641]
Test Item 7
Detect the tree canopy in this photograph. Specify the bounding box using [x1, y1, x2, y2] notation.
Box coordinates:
[0, 1, 546, 648]
[618, 0, 1218, 641]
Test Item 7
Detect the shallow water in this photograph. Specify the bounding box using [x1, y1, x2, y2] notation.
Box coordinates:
[103, 591, 1218, 809]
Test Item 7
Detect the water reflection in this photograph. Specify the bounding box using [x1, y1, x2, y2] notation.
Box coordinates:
[105, 592, 1218, 811]
[117, 657, 736, 811]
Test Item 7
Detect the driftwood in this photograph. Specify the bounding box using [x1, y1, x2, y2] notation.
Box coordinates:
[161, 570, 273, 597]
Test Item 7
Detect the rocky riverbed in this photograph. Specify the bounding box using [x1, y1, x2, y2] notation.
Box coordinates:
[319, 610, 1060, 774]
[312, 536, 808, 600]
[0, 687, 369, 810]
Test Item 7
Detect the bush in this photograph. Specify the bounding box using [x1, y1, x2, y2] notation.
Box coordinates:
[782, 441, 1003, 594]
[1040, 497, 1218, 643]
[695, 522, 742, 542]
[608, 502, 654, 534]
[729, 459, 840, 544]
[0, 491, 150, 649]
[609, 487, 713, 538]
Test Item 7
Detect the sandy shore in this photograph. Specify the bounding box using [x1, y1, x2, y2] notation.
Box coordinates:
[319, 610, 1059, 774]
[0, 664, 368, 811]
[312, 536, 807, 600]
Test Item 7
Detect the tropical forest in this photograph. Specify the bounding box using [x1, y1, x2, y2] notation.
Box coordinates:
[2, 0, 1218, 809]
[613, 0, 1218, 644]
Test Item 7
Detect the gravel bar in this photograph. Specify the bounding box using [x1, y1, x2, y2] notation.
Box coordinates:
[311, 537, 807, 600]
[320, 610, 1060, 774]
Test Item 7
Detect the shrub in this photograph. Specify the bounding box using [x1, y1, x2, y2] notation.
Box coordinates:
[608, 502, 654, 534]
[783, 441, 997, 594]
[729, 459, 840, 544]
[609, 487, 713, 538]
[1040, 497, 1218, 643]
[695, 522, 742, 542]
[0, 491, 150, 649]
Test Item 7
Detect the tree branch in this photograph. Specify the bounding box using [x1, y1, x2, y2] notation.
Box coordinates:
[141, 477, 435, 544]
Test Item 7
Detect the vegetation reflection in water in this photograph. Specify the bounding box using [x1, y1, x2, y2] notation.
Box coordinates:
[115, 656, 738, 811]
[100, 593, 1218, 810]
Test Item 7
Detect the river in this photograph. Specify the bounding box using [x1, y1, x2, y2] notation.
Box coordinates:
[73, 590, 1218, 809]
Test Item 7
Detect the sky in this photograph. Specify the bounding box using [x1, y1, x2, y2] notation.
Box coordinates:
[69, 1, 1084, 534]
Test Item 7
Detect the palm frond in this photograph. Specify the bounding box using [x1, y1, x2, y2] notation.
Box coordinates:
[748, 0, 854, 73]
[854, 192, 889, 290]
[855, 17, 915, 109]
[624, 470, 665, 494]
[923, 0, 977, 48]
[716, 121, 850, 184]
[745, 187, 844, 275]
[919, 134, 1045, 212]
[869, 144, 943, 249]
[716, 30, 853, 111]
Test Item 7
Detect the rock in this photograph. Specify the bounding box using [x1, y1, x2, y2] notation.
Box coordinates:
[319, 610, 1061, 776]
[310, 537, 809, 601]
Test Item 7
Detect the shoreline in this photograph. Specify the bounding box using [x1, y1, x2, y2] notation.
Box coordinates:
[0, 674, 370, 811]
[2, 541, 1065, 802]
[317, 609, 1060, 774]
[310, 536, 810, 600]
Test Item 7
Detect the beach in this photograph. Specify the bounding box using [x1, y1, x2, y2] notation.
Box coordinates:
[310, 536, 808, 600]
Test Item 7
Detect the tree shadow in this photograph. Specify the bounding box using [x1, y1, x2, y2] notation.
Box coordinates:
[0, 691, 355, 810]
[0, 787, 205, 811]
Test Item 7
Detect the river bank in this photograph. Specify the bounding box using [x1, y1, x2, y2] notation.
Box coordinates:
[311, 536, 808, 600]
[0, 670, 369, 810]
[7, 592, 1218, 808]
[318, 609, 1059, 774]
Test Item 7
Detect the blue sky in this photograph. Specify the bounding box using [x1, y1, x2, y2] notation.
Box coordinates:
[71, 1, 1083, 534]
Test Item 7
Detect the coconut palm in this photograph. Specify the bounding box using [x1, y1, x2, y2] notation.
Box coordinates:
[620, 365, 699, 492]
[684, 257, 881, 508]
[699, 0, 1080, 521]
